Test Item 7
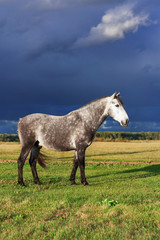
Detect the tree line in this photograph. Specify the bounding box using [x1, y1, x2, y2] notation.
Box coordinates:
[95, 132, 160, 141]
[0, 134, 19, 142]
[0, 132, 160, 142]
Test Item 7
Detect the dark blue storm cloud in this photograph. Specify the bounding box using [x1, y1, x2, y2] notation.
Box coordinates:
[0, 0, 160, 133]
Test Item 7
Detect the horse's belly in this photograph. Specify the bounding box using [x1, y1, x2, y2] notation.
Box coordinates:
[37, 134, 76, 152]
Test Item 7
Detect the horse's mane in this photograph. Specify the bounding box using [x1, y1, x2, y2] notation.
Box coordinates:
[78, 95, 124, 111]
[78, 96, 108, 110]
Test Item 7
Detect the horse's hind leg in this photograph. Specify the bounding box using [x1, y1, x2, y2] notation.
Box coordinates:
[18, 145, 31, 186]
[29, 141, 42, 185]
[70, 151, 79, 185]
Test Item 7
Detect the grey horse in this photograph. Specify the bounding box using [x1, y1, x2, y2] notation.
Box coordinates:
[17, 92, 129, 186]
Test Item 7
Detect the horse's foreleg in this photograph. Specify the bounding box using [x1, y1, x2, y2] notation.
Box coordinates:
[77, 149, 89, 186]
[29, 142, 42, 185]
[70, 151, 78, 185]
[17, 146, 31, 186]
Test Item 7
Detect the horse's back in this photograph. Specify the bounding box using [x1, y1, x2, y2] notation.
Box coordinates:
[17, 113, 76, 150]
[17, 114, 53, 146]
[17, 111, 89, 151]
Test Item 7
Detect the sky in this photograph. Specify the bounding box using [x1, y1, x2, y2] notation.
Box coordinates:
[0, 0, 160, 133]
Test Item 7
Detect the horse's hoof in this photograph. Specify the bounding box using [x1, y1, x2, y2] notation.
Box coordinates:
[34, 181, 42, 185]
[71, 181, 76, 185]
[82, 181, 89, 186]
[18, 181, 26, 187]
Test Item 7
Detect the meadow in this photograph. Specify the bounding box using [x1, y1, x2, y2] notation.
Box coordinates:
[0, 141, 160, 239]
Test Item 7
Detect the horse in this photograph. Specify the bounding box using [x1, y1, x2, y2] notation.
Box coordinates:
[17, 92, 129, 186]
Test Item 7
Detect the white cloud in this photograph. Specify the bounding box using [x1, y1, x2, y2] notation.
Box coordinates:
[73, 4, 150, 48]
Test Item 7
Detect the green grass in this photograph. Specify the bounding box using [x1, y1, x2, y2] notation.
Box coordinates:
[1, 141, 160, 239]
[1, 159, 160, 239]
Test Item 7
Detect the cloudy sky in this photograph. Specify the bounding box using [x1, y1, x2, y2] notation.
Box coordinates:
[0, 0, 160, 133]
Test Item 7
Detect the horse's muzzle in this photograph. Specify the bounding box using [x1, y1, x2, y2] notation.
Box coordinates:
[121, 119, 129, 127]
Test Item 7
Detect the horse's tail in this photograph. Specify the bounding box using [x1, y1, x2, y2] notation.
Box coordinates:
[37, 152, 47, 168]
[30, 140, 47, 168]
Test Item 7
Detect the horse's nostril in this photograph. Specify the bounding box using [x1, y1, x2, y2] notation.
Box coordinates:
[126, 119, 129, 125]
[121, 119, 129, 127]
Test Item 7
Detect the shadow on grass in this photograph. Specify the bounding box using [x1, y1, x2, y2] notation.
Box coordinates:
[87, 164, 160, 184]
[118, 164, 160, 175]
[44, 177, 64, 184]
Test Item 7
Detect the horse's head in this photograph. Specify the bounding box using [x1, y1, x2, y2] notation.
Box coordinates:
[108, 92, 129, 127]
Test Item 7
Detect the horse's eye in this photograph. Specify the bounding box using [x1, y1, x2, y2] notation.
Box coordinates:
[115, 104, 119, 107]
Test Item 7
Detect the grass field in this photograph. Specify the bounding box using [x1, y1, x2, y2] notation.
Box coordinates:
[0, 141, 160, 239]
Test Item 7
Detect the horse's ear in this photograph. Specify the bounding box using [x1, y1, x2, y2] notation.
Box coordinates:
[116, 92, 120, 97]
[111, 92, 117, 99]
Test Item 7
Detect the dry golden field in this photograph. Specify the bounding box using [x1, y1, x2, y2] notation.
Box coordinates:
[0, 140, 160, 163]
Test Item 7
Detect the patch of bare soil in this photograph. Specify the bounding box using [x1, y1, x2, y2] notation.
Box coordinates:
[0, 159, 160, 165]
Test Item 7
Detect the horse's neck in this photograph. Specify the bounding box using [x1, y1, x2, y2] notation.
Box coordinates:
[80, 97, 109, 132]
